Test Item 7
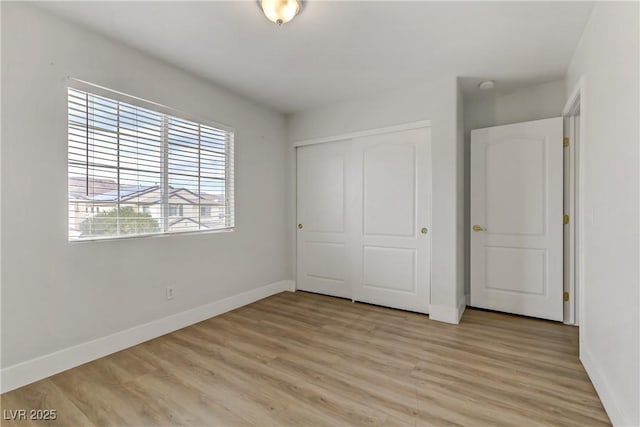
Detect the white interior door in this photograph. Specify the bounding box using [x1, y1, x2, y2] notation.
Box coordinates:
[296, 141, 351, 298]
[351, 128, 431, 314]
[470, 117, 563, 321]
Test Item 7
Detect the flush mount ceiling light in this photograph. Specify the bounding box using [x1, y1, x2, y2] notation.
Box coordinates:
[478, 80, 495, 90]
[261, 0, 300, 26]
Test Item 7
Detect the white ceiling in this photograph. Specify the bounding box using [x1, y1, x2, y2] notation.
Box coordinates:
[38, 1, 594, 114]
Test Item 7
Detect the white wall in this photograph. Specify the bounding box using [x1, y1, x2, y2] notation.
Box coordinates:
[288, 77, 465, 322]
[1, 2, 289, 374]
[464, 80, 566, 132]
[463, 79, 566, 296]
[564, 3, 639, 425]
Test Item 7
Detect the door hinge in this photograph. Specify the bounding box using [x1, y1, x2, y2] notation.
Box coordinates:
[563, 214, 570, 225]
[563, 292, 570, 302]
[563, 137, 570, 147]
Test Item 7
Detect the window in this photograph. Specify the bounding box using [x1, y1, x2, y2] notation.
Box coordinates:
[169, 205, 184, 217]
[68, 87, 234, 241]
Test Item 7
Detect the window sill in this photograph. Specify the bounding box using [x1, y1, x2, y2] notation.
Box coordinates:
[68, 227, 235, 243]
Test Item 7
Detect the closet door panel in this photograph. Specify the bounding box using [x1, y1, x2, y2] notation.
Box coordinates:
[351, 128, 431, 313]
[296, 141, 351, 298]
[363, 142, 417, 237]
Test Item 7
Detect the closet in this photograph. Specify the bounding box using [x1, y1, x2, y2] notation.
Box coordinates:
[296, 126, 432, 313]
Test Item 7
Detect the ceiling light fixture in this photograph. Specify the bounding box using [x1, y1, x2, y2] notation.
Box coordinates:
[478, 80, 495, 90]
[261, 0, 300, 26]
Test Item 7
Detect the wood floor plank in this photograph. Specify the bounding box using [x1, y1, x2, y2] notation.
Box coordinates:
[1, 291, 610, 426]
[0, 379, 95, 427]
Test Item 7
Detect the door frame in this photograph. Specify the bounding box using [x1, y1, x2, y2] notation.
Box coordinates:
[292, 120, 432, 148]
[292, 120, 432, 301]
[562, 77, 586, 327]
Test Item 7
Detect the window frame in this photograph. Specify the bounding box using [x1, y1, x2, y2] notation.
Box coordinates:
[67, 79, 235, 242]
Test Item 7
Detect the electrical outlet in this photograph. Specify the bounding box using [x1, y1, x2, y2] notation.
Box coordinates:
[165, 286, 175, 300]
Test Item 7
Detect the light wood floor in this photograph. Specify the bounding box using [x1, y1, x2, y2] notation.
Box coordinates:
[1, 291, 609, 426]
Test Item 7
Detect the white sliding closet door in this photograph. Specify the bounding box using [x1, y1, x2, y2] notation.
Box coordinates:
[296, 141, 352, 298]
[296, 127, 431, 313]
[351, 128, 431, 313]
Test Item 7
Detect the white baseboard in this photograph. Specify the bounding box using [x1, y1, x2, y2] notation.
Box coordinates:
[429, 299, 466, 324]
[580, 346, 631, 426]
[0, 280, 295, 394]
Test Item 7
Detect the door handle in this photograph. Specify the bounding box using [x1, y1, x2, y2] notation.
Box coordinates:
[298, 224, 303, 230]
[473, 225, 485, 232]
[420, 227, 428, 235]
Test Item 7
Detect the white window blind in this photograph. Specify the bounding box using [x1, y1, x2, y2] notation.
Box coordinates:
[68, 87, 234, 241]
